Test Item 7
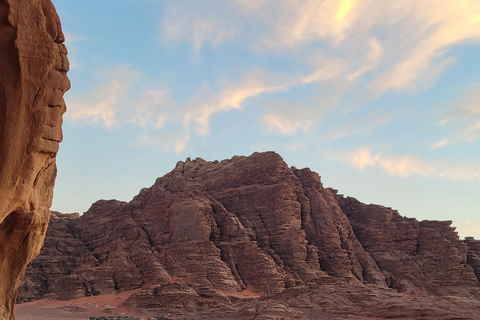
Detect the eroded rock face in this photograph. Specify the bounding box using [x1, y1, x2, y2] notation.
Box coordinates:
[0, 0, 68, 319]
[19, 152, 480, 308]
[293, 168, 386, 285]
[338, 196, 480, 296]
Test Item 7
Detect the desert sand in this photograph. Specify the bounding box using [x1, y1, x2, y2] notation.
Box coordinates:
[15, 286, 263, 320]
[15, 290, 146, 320]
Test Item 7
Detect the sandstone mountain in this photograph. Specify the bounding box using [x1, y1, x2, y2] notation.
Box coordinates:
[0, 1, 69, 319]
[18, 152, 480, 319]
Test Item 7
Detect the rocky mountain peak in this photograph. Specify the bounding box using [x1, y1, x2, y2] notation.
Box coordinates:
[17, 152, 480, 319]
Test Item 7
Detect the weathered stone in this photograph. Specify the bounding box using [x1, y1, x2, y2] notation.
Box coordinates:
[338, 196, 480, 296]
[160, 152, 326, 287]
[18, 152, 480, 319]
[465, 237, 480, 284]
[124, 283, 232, 314]
[0, 0, 68, 319]
[293, 168, 386, 286]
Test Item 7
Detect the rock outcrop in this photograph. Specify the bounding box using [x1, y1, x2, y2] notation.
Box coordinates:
[18, 152, 480, 319]
[0, 1, 68, 319]
[338, 196, 479, 296]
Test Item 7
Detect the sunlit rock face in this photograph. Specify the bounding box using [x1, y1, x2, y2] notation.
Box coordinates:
[0, 0, 68, 319]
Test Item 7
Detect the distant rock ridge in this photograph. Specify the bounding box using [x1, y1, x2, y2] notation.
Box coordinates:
[18, 152, 480, 308]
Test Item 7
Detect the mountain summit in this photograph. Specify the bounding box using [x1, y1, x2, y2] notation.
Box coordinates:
[18, 152, 480, 319]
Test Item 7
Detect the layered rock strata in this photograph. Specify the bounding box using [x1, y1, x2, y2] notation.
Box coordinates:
[338, 196, 479, 296]
[0, 0, 68, 319]
[19, 152, 480, 306]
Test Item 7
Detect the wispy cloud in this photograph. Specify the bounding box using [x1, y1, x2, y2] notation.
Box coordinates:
[263, 114, 314, 135]
[324, 111, 393, 140]
[431, 138, 450, 150]
[63, 32, 90, 44]
[65, 65, 197, 153]
[65, 66, 171, 133]
[66, 66, 143, 127]
[162, 1, 237, 54]
[140, 128, 191, 154]
[325, 147, 480, 183]
[68, 1, 480, 154]
[163, 0, 480, 95]
[66, 66, 297, 153]
[62, 32, 91, 70]
[434, 84, 480, 148]
[185, 69, 293, 136]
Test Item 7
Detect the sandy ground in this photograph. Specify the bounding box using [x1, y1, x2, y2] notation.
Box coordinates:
[14, 285, 262, 320]
[15, 289, 147, 320]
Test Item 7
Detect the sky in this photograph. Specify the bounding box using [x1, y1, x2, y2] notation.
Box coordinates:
[51, 0, 480, 238]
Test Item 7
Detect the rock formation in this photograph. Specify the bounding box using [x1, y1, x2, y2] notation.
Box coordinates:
[0, 0, 68, 319]
[338, 196, 479, 296]
[18, 152, 480, 319]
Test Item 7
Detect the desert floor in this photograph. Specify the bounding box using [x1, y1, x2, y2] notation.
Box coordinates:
[15, 289, 149, 320]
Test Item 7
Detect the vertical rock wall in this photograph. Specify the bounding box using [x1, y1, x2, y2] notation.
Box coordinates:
[0, 1, 68, 319]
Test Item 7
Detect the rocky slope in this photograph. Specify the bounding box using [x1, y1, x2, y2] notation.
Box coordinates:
[0, 1, 69, 319]
[18, 152, 480, 319]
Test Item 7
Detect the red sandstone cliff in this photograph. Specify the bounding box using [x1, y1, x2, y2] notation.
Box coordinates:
[0, 1, 68, 319]
[18, 152, 480, 319]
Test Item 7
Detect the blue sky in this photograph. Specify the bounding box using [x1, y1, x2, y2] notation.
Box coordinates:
[51, 0, 480, 238]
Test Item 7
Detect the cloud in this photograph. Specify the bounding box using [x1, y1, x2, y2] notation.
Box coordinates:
[65, 61, 367, 153]
[431, 138, 450, 150]
[140, 129, 191, 154]
[325, 147, 480, 183]
[347, 148, 435, 177]
[65, 66, 171, 131]
[162, 1, 237, 53]
[66, 66, 200, 153]
[66, 65, 304, 153]
[130, 89, 170, 128]
[158, 0, 480, 152]
[186, 69, 293, 136]
[437, 167, 480, 183]
[271, 1, 480, 93]
[324, 111, 393, 140]
[176, 69, 295, 141]
[163, 0, 480, 95]
[62, 32, 91, 70]
[63, 32, 90, 43]
[301, 52, 345, 84]
[68, 1, 480, 154]
[434, 84, 480, 147]
[66, 66, 143, 127]
[346, 37, 383, 81]
[263, 114, 314, 135]
[171, 66, 348, 149]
